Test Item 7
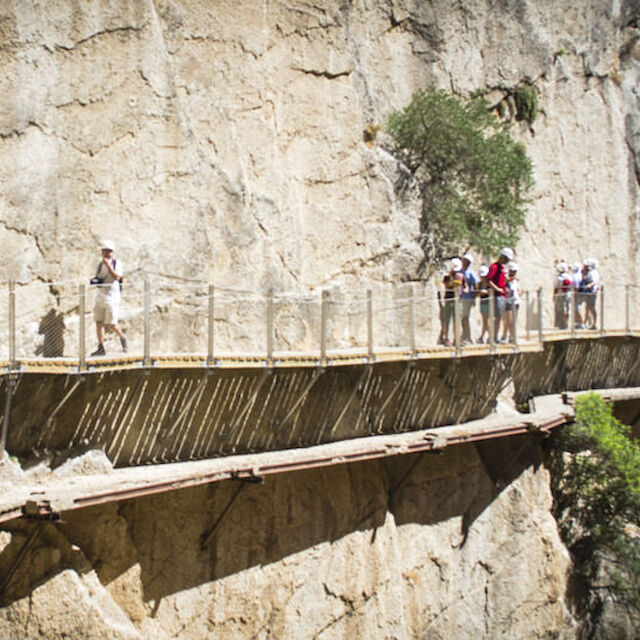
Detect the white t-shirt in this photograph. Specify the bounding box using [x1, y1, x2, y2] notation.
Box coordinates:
[95, 259, 123, 301]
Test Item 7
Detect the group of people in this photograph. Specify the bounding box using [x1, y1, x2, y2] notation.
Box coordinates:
[553, 258, 600, 330]
[88, 240, 602, 357]
[438, 247, 521, 346]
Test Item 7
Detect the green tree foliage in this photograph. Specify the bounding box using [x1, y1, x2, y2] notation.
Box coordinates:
[386, 88, 533, 272]
[550, 393, 640, 629]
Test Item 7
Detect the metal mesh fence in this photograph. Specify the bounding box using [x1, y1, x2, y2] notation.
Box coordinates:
[1, 277, 637, 365]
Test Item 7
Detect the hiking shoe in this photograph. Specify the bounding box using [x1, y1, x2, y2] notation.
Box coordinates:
[91, 344, 105, 356]
[120, 336, 128, 353]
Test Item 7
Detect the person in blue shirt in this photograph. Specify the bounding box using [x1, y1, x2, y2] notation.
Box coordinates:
[461, 253, 478, 343]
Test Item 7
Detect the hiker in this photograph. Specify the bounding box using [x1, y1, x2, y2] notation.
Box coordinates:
[553, 261, 572, 329]
[440, 257, 465, 346]
[476, 265, 491, 343]
[91, 240, 127, 356]
[460, 253, 478, 344]
[487, 248, 513, 342]
[501, 262, 521, 343]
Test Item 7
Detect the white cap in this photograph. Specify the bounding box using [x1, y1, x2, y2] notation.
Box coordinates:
[508, 261, 519, 272]
[462, 253, 473, 264]
[101, 239, 116, 251]
[585, 257, 599, 270]
[450, 257, 463, 271]
[556, 261, 568, 273]
[572, 262, 581, 272]
[479, 265, 489, 277]
[500, 247, 514, 260]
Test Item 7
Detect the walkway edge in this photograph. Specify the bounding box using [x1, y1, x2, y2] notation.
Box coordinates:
[0, 393, 578, 524]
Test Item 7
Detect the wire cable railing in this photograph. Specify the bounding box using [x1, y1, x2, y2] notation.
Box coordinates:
[0, 276, 637, 372]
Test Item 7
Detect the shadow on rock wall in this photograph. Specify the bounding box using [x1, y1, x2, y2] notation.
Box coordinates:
[0, 436, 540, 612]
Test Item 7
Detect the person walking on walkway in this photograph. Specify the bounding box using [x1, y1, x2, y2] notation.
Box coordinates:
[487, 248, 513, 342]
[501, 261, 521, 343]
[461, 253, 478, 344]
[440, 257, 465, 346]
[91, 240, 127, 356]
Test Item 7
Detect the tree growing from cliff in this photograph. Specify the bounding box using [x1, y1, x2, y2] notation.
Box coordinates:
[386, 88, 533, 272]
[549, 393, 640, 634]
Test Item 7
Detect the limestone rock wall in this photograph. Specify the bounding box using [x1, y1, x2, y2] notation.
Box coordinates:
[0, 0, 638, 312]
[0, 441, 577, 639]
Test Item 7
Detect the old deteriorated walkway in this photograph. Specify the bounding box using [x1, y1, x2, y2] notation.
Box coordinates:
[1, 277, 640, 522]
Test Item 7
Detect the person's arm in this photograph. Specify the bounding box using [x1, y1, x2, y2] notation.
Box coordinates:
[103, 257, 123, 281]
[487, 265, 504, 294]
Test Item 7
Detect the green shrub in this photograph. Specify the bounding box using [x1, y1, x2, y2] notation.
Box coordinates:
[550, 393, 640, 623]
[513, 84, 538, 123]
[386, 88, 533, 271]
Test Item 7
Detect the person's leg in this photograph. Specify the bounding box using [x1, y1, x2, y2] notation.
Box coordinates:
[461, 299, 472, 341]
[501, 308, 511, 340]
[92, 299, 107, 355]
[480, 312, 488, 341]
[442, 302, 450, 344]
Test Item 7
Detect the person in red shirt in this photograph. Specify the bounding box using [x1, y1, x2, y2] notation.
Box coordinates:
[487, 248, 513, 342]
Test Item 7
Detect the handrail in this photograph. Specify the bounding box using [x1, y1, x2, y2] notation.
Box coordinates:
[0, 277, 636, 372]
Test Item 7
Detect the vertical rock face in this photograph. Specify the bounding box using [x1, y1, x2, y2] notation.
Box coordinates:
[0, 1, 637, 636]
[0, 0, 638, 295]
[0, 443, 577, 639]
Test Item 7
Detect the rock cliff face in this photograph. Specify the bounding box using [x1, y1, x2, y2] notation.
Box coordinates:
[1, 0, 639, 637]
[0, 442, 577, 639]
[1, 0, 638, 293]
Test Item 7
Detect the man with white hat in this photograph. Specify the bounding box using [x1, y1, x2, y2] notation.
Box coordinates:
[486, 248, 513, 342]
[91, 239, 127, 356]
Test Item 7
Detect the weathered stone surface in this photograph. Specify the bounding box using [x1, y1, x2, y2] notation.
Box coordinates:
[1, 0, 638, 636]
[0, 443, 577, 639]
[0, 0, 637, 345]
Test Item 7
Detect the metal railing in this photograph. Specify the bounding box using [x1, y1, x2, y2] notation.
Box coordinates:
[0, 276, 637, 370]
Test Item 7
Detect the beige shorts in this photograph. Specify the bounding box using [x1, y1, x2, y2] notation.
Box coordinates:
[94, 298, 119, 325]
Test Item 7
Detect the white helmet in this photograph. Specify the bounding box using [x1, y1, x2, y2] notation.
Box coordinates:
[479, 265, 489, 277]
[500, 247, 514, 260]
[508, 261, 519, 272]
[450, 257, 463, 271]
[101, 239, 116, 252]
[556, 261, 568, 274]
[462, 253, 473, 264]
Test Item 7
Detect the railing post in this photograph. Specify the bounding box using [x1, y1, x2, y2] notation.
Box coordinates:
[78, 284, 86, 371]
[454, 290, 461, 353]
[408, 284, 416, 357]
[144, 277, 151, 367]
[488, 289, 495, 348]
[3, 281, 16, 460]
[367, 289, 373, 361]
[8, 280, 15, 369]
[525, 290, 530, 342]
[537, 287, 543, 347]
[207, 283, 214, 365]
[320, 289, 328, 364]
[1, 375, 15, 461]
[570, 289, 576, 340]
[625, 284, 630, 335]
[599, 285, 605, 336]
[266, 288, 274, 365]
[513, 302, 519, 348]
